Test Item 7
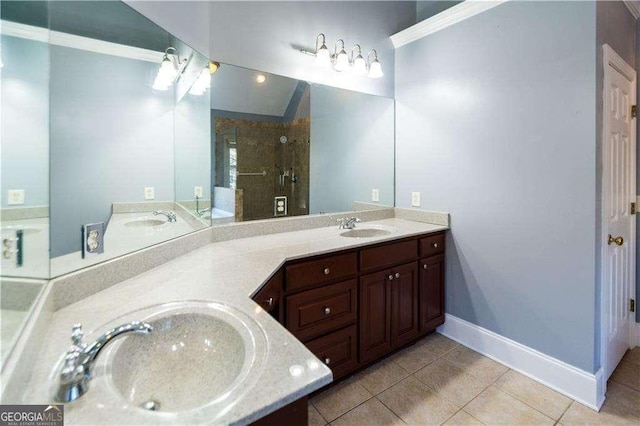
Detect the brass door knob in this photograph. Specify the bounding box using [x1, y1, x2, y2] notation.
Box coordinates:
[608, 234, 624, 246]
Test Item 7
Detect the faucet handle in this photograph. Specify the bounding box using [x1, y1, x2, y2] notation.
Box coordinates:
[71, 323, 84, 346]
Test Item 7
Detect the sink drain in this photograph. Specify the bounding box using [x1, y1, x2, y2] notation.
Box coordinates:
[140, 400, 160, 411]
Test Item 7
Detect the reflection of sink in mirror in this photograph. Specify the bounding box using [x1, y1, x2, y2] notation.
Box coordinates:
[340, 225, 398, 238]
[104, 302, 266, 416]
[123, 218, 167, 228]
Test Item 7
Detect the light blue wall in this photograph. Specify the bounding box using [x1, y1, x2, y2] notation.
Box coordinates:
[395, 1, 598, 372]
[637, 18, 640, 323]
[50, 46, 174, 258]
[0, 36, 49, 209]
[310, 85, 395, 214]
[125, 1, 416, 98]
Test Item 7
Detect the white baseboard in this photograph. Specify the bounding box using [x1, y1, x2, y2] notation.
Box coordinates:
[437, 314, 605, 411]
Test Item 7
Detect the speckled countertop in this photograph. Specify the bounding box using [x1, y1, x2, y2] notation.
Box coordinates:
[21, 218, 447, 425]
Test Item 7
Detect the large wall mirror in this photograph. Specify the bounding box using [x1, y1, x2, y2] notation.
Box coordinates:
[210, 64, 395, 224]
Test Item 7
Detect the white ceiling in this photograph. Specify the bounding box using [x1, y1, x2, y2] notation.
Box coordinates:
[210, 64, 299, 117]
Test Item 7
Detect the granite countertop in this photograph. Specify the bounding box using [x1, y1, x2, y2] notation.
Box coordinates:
[22, 218, 447, 425]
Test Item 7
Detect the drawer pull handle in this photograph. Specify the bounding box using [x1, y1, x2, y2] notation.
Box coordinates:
[388, 275, 394, 281]
[395, 273, 400, 279]
[423, 264, 428, 270]
[324, 307, 331, 315]
[324, 357, 331, 365]
[265, 297, 274, 307]
[323, 267, 331, 275]
[433, 243, 439, 248]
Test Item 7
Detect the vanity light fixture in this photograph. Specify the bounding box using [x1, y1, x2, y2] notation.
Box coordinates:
[300, 34, 383, 78]
[153, 47, 189, 91]
[189, 61, 219, 96]
[255, 74, 267, 84]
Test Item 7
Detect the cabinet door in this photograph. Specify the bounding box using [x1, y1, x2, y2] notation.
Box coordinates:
[391, 262, 420, 348]
[359, 269, 392, 364]
[419, 254, 445, 333]
[253, 269, 283, 323]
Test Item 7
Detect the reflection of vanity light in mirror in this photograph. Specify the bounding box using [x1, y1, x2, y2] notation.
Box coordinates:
[190, 61, 218, 95]
[153, 47, 189, 91]
[300, 33, 383, 78]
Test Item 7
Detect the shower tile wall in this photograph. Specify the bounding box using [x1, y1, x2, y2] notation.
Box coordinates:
[215, 117, 310, 221]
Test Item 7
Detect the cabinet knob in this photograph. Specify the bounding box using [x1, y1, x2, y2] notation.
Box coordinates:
[388, 275, 394, 281]
[433, 243, 438, 248]
[423, 264, 428, 270]
[395, 273, 400, 279]
[324, 307, 331, 315]
[324, 357, 331, 365]
[265, 297, 274, 307]
[323, 267, 331, 275]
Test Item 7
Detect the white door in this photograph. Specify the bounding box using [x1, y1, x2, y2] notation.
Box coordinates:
[602, 45, 637, 380]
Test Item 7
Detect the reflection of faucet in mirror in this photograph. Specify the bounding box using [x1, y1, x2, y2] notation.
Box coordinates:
[56, 322, 153, 403]
[194, 196, 211, 218]
[153, 211, 177, 222]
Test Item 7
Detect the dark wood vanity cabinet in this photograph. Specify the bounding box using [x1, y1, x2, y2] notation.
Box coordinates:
[251, 231, 446, 386]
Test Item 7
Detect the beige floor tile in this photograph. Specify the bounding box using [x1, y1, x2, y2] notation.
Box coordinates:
[378, 376, 459, 425]
[559, 381, 640, 426]
[443, 411, 484, 425]
[311, 378, 373, 422]
[622, 347, 640, 367]
[609, 359, 640, 392]
[390, 333, 459, 373]
[309, 403, 328, 426]
[493, 370, 572, 420]
[464, 386, 555, 425]
[331, 398, 406, 426]
[443, 346, 508, 383]
[355, 358, 410, 395]
[414, 358, 492, 407]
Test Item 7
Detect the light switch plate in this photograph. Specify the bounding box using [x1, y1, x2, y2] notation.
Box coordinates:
[411, 192, 421, 207]
[7, 189, 25, 205]
[372, 189, 380, 202]
[144, 187, 155, 200]
[194, 186, 203, 198]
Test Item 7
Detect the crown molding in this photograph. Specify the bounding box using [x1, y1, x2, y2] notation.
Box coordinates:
[623, 1, 640, 19]
[390, 0, 509, 49]
[1, 20, 164, 63]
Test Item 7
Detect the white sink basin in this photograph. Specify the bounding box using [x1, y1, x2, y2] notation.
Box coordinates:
[104, 302, 267, 414]
[123, 218, 167, 228]
[340, 225, 397, 238]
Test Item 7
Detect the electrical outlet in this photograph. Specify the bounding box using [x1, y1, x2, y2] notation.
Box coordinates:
[194, 186, 203, 198]
[372, 189, 380, 202]
[411, 192, 421, 207]
[82, 222, 104, 258]
[144, 186, 155, 200]
[7, 189, 25, 205]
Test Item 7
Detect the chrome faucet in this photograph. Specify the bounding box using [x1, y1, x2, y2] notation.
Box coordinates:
[153, 210, 177, 222]
[196, 207, 211, 218]
[337, 217, 361, 230]
[55, 321, 153, 403]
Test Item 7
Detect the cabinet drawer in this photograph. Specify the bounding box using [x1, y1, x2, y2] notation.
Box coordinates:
[306, 325, 358, 381]
[286, 279, 357, 341]
[419, 233, 445, 258]
[285, 252, 357, 292]
[360, 239, 417, 272]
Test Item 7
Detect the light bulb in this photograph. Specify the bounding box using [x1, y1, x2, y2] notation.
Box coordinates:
[368, 59, 383, 79]
[153, 75, 170, 91]
[353, 55, 366, 75]
[334, 49, 350, 72]
[315, 44, 331, 68]
[255, 74, 266, 84]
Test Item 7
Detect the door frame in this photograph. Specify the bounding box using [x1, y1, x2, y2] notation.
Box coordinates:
[599, 44, 637, 383]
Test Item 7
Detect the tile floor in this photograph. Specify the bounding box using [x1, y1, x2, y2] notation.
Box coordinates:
[308, 333, 640, 425]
